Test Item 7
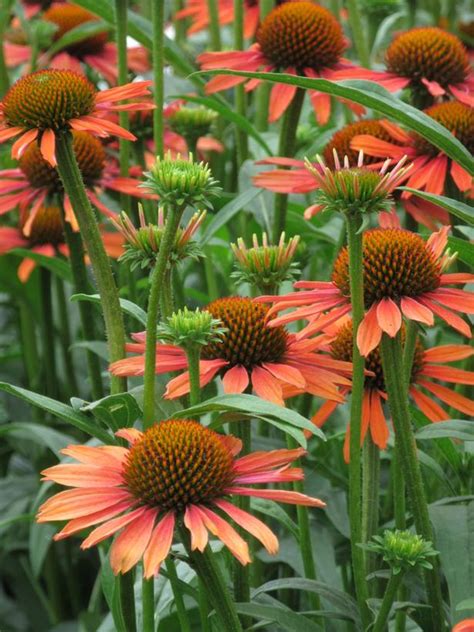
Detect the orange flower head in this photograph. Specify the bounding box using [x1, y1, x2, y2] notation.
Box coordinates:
[201, 297, 288, 369]
[385, 27, 469, 88]
[123, 420, 235, 510]
[256, 1, 345, 71]
[332, 229, 441, 308]
[20, 204, 64, 245]
[323, 120, 402, 167]
[331, 320, 425, 391]
[3, 70, 95, 131]
[19, 130, 105, 191]
[412, 101, 474, 157]
[43, 4, 108, 56]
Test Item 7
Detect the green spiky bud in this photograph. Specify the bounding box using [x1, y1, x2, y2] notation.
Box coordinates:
[364, 529, 438, 574]
[168, 106, 218, 148]
[143, 152, 221, 209]
[157, 307, 227, 349]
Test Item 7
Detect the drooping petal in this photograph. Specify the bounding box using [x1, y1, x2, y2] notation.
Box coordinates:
[418, 380, 474, 416]
[227, 487, 326, 507]
[39, 129, 57, 166]
[11, 128, 38, 159]
[421, 365, 474, 385]
[269, 81, 297, 122]
[109, 508, 156, 574]
[400, 297, 434, 326]
[60, 444, 128, 468]
[423, 345, 474, 363]
[261, 362, 306, 389]
[194, 505, 251, 565]
[410, 387, 448, 422]
[357, 304, 383, 356]
[53, 499, 132, 541]
[184, 504, 209, 552]
[115, 427, 143, 444]
[418, 297, 471, 338]
[251, 366, 284, 405]
[222, 365, 249, 394]
[233, 448, 306, 474]
[214, 499, 278, 555]
[368, 391, 390, 449]
[41, 463, 123, 488]
[37, 488, 132, 521]
[143, 511, 175, 578]
[376, 297, 402, 337]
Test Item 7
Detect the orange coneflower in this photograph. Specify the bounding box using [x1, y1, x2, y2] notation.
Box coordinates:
[176, 0, 263, 40]
[4, 4, 149, 85]
[0, 69, 154, 166]
[313, 318, 474, 461]
[351, 102, 474, 222]
[258, 227, 473, 356]
[198, 2, 399, 124]
[37, 419, 325, 576]
[0, 131, 155, 231]
[380, 27, 473, 107]
[110, 296, 352, 405]
[0, 205, 124, 281]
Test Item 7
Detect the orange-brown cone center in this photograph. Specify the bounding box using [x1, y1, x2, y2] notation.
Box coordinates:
[256, 1, 345, 71]
[2, 69, 95, 130]
[385, 27, 469, 88]
[43, 4, 109, 57]
[332, 229, 441, 307]
[413, 102, 474, 156]
[20, 205, 64, 246]
[201, 297, 288, 369]
[123, 420, 235, 510]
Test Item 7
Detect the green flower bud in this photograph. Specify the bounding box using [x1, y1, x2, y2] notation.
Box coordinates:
[364, 529, 438, 574]
[157, 307, 227, 349]
[168, 106, 218, 148]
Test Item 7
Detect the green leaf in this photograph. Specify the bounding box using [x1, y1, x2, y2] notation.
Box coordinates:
[10, 248, 72, 282]
[0, 382, 113, 444]
[173, 393, 325, 448]
[417, 449, 455, 494]
[200, 188, 263, 245]
[173, 93, 273, 155]
[252, 578, 361, 627]
[416, 420, 474, 442]
[234, 602, 322, 632]
[398, 189, 474, 225]
[47, 20, 110, 56]
[197, 71, 474, 174]
[71, 293, 147, 326]
[456, 598, 474, 611]
[81, 393, 142, 432]
[430, 501, 474, 624]
[448, 236, 474, 267]
[0, 423, 75, 456]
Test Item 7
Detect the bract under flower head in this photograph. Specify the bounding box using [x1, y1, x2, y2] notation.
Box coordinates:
[144, 153, 221, 208]
[364, 529, 438, 574]
[157, 307, 227, 349]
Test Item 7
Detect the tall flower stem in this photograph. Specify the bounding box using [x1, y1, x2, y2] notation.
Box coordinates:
[55, 132, 126, 395]
[372, 571, 404, 632]
[142, 206, 184, 428]
[152, 0, 165, 156]
[55, 276, 79, 397]
[207, 0, 222, 50]
[344, 212, 371, 629]
[61, 220, 104, 400]
[272, 88, 305, 242]
[180, 528, 244, 632]
[345, 0, 370, 67]
[362, 439, 380, 582]
[119, 571, 137, 632]
[0, 4, 10, 98]
[380, 334, 445, 632]
[186, 345, 202, 406]
[165, 558, 192, 632]
[233, 0, 248, 164]
[286, 434, 322, 618]
[255, 0, 274, 132]
[18, 300, 41, 395]
[40, 268, 58, 398]
[392, 444, 407, 632]
[142, 576, 154, 632]
[115, 0, 132, 216]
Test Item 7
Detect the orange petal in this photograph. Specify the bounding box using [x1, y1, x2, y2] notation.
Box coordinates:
[37, 488, 131, 521]
[410, 387, 448, 422]
[184, 504, 209, 552]
[234, 448, 306, 474]
[214, 499, 278, 555]
[54, 499, 132, 541]
[41, 463, 123, 487]
[60, 445, 128, 469]
[368, 391, 390, 449]
[222, 365, 249, 394]
[196, 506, 250, 565]
[400, 297, 434, 326]
[251, 366, 284, 405]
[261, 362, 306, 389]
[418, 380, 474, 416]
[376, 297, 402, 337]
[227, 487, 326, 508]
[115, 427, 143, 444]
[143, 511, 175, 578]
[423, 345, 474, 363]
[11, 128, 38, 159]
[40, 129, 56, 166]
[109, 508, 156, 574]
[356, 304, 382, 356]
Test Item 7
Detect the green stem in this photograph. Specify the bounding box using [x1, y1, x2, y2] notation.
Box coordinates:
[181, 529, 243, 632]
[54, 275, 79, 396]
[18, 300, 41, 394]
[186, 345, 202, 407]
[286, 434, 322, 618]
[345, 0, 370, 67]
[372, 572, 404, 632]
[142, 577, 154, 632]
[61, 219, 104, 400]
[198, 578, 211, 632]
[173, 0, 186, 45]
[392, 438, 407, 632]
[152, 0, 165, 156]
[272, 89, 305, 242]
[362, 439, 380, 583]
[233, 0, 248, 164]
[406, 0, 416, 27]
[40, 268, 58, 398]
[0, 8, 10, 98]
[56, 133, 126, 395]
[402, 320, 418, 392]
[255, 0, 274, 132]
[207, 0, 221, 50]
[119, 571, 137, 632]
[142, 206, 184, 427]
[380, 334, 445, 632]
[165, 558, 192, 632]
[345, 212, 371, 629]
[161, 269, 174, 318]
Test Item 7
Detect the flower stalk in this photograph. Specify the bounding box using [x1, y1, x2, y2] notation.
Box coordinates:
[152, 0, 165, 155]
[344, 211, 371, 629]
[380, 333, 445, 632]
[372, 571, 405, 632]
[55, 131, 126, 395]
[273, 88, 305, 241]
